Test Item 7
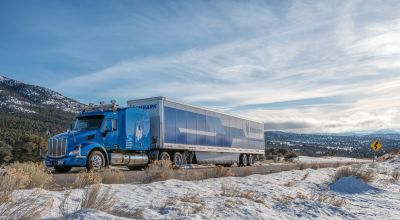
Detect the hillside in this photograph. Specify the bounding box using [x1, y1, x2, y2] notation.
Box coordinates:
[0, 76, 84, 163]
[265, 131, 400, 158]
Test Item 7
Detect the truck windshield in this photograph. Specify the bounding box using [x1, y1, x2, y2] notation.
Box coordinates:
[74, 115, 104, 131]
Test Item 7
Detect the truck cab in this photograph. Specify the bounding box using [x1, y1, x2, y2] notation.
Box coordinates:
[45, 103, 151, 173]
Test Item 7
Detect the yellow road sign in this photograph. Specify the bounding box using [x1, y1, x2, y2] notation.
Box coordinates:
[370, 140, 382, 152]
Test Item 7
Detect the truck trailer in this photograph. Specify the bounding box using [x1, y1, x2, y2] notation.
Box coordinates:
[45, 97, 265, 172]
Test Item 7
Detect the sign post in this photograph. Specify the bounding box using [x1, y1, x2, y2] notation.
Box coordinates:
[370, 139, 382, 163]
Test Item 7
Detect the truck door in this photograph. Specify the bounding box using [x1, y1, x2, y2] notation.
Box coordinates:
[102, 117, 119, 149]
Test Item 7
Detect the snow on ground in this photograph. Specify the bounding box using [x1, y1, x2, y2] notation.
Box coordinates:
[8, 157, 400, 220]
[297, 156, 370, 164]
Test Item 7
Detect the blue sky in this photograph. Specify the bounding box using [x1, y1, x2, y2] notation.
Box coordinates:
[1, 0, 400, 132]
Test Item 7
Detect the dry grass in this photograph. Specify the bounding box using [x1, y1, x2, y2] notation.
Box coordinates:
[301, 171, 310, 181]
[296, 192, 307, 199]
[73, 171, 102, 188]
[224, 198, 244, 208]
[145, 160, 174, 182]
[0, 190, 53, 220]
[313, 193, 347, 207]
[274, 195, 295, 205]
[284, 180, 295, 187]
[0, 162, 53, 190]
[221, 183, 265, 205]
[311, 163, 321, 170]
[392, 171, 400, 183]
[180, 192, 202, 204]
[332, 167, 375, 183]
[298, 163, 310, 170]
[99, 168, 126, 184]
[80, 184, 116, 212]
[214, 166, 235, 178]
[276, 191, 346, 207]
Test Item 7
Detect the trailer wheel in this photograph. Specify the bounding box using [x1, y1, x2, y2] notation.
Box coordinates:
[239, 154, 248, 167]
[248, 155, 254, 166]
[87, 150, 105, 171]
[159, 151, 171, 161]
[54, 166, 72, 173]
[172, 152, 184, 168]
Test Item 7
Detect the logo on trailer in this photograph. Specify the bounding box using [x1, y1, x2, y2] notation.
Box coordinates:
[135, 124, 143, 141]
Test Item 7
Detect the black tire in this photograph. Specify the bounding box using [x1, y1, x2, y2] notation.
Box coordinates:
[248, 155, 254, 166]
[54, 166, 72, 173]
[127, 165, 146, 171]
[87, 150, 106, 171]
[239, 154, 248, 167]
[159, 151, 171, 161]
[172, 152, 184, 168]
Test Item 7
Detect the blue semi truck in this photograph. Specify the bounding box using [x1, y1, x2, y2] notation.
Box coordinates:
[45, 97, 265, 172]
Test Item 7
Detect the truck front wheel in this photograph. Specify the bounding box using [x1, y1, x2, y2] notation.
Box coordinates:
[87, 150, 105, 171]
[54, 166, 72, 173]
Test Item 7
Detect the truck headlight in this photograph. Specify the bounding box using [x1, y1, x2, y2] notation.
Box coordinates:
[69, 149, 80, 156]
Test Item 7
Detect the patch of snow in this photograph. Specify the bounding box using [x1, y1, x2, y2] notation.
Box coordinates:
[297, 156, 370, 164]
[8, 105, 37, 114]
[330, 176, 379, 194]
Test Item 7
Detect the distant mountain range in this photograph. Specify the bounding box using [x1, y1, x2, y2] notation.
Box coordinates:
[0, 76, 83, 114]
[265, 130, 400, 158]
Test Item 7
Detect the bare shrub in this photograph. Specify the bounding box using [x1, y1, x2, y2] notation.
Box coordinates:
[0, 190, 53, 220]
[298, 163, 309, 170]
[224, 198, 244, 208]
[284, 180, 295, 187]
[180, 192, 202, 204]
[296, 192, 307, 199]
[74, 171, 102, 188]
[145, 160, 174, 182]
[311, 163, 321, 170]
[100, 168, 125, 184]
[214, 166, 235, 178]
[221, 183, 265, 204]
[392, 171, 400, 183]
[284, 152, 299, 161]
[182, 169, 206, 181]
[238, 167, 253, 177]
[332, 167, 375, 183]
[131, 209, 145, 219]
[1, 162, 53, 189]
[301, 171, 310, 181]
[109, 207, 146, 219]
[274, 195, 294, 205]
[313, 193, 347, 207]
[293, 192, 346, 207]
[80, 184, 115, 212]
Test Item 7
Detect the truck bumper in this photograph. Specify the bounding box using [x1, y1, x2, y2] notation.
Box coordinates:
[45, 156, 87, 167]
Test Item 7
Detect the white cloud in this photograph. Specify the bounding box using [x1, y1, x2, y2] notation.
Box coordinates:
[59, 1, 400, 133]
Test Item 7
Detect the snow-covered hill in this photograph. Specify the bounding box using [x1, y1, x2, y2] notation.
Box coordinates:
[0, 76, 83, 114]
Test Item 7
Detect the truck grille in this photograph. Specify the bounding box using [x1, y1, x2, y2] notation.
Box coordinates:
[48, 138, 67, 158]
